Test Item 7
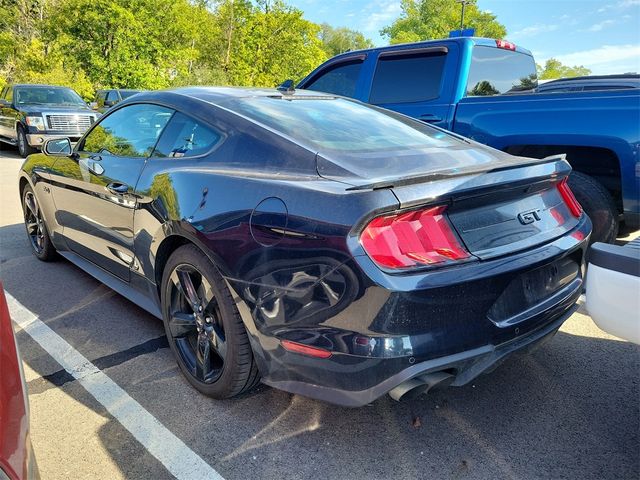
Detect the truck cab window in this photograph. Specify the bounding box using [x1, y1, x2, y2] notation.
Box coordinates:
[467, 46, 538, 96]
[304, 60, 363, 98]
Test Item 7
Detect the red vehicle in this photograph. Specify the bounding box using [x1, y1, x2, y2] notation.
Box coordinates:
[0, 285, 38, 479]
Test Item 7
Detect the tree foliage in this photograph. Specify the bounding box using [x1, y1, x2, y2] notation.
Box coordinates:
[537, 58, 591, 80]
[319, 23, 374, 56]
[381, 0, 506, 44]
[0, 0, 372, 99]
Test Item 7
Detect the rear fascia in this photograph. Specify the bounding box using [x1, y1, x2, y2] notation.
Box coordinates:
[248, 212, 590, 406]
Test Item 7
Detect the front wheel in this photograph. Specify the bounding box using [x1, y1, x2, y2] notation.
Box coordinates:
[17, 126, 36, 158]
[161, 244, 260, 398]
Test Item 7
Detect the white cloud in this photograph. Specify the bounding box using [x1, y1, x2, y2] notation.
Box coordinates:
[585, 19, 616, 31]
[512, 24, 559, 38]
[540, 44, 640, 75]
[360, 0, 402, 33]
[595, 0, 638, 13]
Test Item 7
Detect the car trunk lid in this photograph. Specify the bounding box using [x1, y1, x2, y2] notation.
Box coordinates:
[320, 149, 579, 261]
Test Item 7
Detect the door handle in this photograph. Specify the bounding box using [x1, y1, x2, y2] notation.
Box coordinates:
[107, 182, 129, 195]
[418, 114, 442, 123]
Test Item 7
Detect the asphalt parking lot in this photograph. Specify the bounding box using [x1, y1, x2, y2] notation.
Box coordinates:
[1, 148, 639, 480]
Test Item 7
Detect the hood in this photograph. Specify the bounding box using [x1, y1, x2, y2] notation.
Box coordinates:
[316, 141, 545, 189]
[19, 104, 94, 115]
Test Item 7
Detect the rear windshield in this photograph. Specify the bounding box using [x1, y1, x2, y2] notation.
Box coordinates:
[466, 46, 538, 96]
[15, 86, 86, 106]
[224, 96, 461, 153]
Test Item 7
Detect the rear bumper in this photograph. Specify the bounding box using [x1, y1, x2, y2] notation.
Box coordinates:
[241, 214, 591, 406]
[264, 302, 576, 407]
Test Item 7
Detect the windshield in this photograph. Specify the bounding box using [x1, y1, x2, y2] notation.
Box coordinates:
[225, 96, 461, 153]
[15, 86, 86, 106]
[120, 90, 141, 99]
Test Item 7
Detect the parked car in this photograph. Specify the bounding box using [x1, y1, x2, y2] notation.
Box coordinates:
[92, 89, 142, 113]
[18, 87, 591, 406]
[0, 84, 98, 157]
[299, 37, 640, 244]
[0, 284, 39, 479]
[537, 74, 640, 93]
[586, 237, 640, 344]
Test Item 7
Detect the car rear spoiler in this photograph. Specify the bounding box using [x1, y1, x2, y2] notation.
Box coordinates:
[346, 154, 568, 192]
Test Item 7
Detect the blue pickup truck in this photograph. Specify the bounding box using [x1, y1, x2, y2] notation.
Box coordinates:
[298, 37, 640, 244]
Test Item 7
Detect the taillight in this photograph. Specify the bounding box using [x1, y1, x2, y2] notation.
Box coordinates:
[360, 205, 470, 270]
[557, 178, 583, 218]
[495, 39, 516, 50]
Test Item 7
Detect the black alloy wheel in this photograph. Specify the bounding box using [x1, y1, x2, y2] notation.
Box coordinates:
[161, 245, 260, 398]
[166, 264, 227, 383]
[22, 186, 56, 261]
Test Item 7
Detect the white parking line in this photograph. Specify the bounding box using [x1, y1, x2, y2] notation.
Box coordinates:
[6, 291, 224, 480]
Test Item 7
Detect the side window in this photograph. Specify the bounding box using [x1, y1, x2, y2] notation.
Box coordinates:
[304, 60, 363, 98]
[81, 103, 173, 157]
[106, 90, 119, 103]
[369, 51, 446, 105]
[6, 87, 13, 102]
[96, 91, 107, 104]
[152, 112, 220, 158]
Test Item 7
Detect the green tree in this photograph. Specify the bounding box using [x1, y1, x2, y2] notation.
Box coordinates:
[319, 23, 373, 57]
[381, 0, 506, 44]
[536, 58, 591, 80]
[47, 0, 202, 89]
[227, 0, 327, 86]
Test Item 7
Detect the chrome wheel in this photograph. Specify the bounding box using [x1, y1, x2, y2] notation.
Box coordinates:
[166, 264, 227, 383]
[24, 190, 45, 255]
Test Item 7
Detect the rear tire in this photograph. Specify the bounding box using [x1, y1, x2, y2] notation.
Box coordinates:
[568, 171, 618, 245]
[17, 125, 36, 158]
[161, 244, 260, 398]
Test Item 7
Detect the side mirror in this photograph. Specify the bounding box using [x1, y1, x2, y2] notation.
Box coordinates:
[0, 99, 9, 107]
[104, 99, 115, 107]
[43, 138, 72, 156]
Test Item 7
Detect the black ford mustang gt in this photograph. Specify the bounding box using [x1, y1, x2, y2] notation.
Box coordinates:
[18, 87, 591, 406]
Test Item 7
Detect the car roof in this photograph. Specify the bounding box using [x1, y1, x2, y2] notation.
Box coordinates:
[538, 75, 640, 91]
[543, 74, 639, 83]
[133, 86, 336, 106]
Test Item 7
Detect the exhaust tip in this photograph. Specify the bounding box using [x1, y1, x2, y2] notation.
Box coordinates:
[388, 371, 454, 402]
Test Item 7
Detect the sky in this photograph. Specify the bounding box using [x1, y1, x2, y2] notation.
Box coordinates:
[288, 0, 640, 75]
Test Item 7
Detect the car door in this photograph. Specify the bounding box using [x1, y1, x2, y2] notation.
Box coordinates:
[49, 103, 174, 280]
[365, 45, 458, 129]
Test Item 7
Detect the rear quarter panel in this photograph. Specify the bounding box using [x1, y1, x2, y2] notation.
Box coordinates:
[132, 115, 400, 345]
